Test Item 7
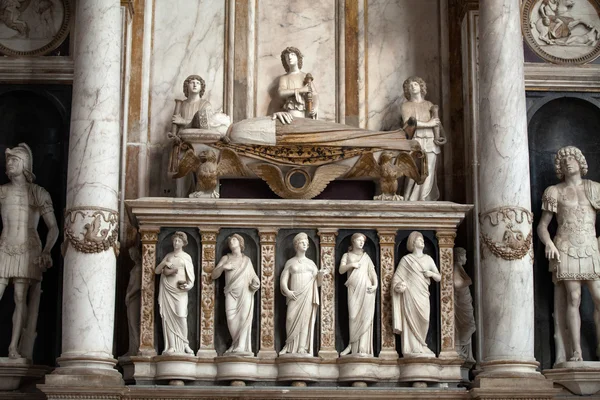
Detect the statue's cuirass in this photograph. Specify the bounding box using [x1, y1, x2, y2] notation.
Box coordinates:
[554, 185, 598, 254]
[0, 185, 41, 248]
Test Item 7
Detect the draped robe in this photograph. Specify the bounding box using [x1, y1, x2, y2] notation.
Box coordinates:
[391, 253, 436, 356]
[222, 254, 259, 353]
[342, 252, 377, 355]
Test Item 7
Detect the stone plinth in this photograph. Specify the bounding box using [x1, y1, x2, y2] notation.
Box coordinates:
[0, 358, 48, 391]
[544, 362, 600, 396]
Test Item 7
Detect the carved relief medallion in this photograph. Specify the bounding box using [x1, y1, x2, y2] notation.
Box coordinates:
[479, 206, 533, 261]
[522, 0, 600, 64]
[64, 206, 120, 256]
[0, 0, 71, 56]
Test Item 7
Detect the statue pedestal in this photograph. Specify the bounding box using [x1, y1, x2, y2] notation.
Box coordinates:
[398, 357, 462, 386]
[0, 358, 47, 391]
[338, 355, 379, 385]
[215, 355, 258, 383]
[276, 354, 321, 384]
[154, 354, 197, 383]
[544, 361, 600, 395]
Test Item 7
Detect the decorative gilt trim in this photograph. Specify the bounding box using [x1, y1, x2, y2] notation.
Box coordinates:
[138, 227, 159, 356]
[436, 230, 457, 357]
[199, 228, 219, 353]
[64, 206, 120, 256]
[479, 206, 533, 261]
[318, 229, 338, 357]
[378, 230, 396, 355]
[258, 228, 277, 356]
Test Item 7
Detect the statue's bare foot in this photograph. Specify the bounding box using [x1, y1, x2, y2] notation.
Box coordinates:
[184, 345, 194, 354]
[340, 345, 351, 356]
[8, 347, 21, 359]
[569, 351, 583, 362]
[298, 348, 307, 354]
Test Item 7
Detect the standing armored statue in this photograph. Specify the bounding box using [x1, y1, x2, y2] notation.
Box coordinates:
[537, 146, 600, 363]
[212, 234, 260, 355]
[272, 47, 319, 125]
[401, 76, 446, 201]
[339, 233, 378, 356]
[391, 231, 440, 357]
[0, 143, 58, 359]
[453, 247, 476, 363]
[279, 232, 325, 355]
[155, 231, 195, 355]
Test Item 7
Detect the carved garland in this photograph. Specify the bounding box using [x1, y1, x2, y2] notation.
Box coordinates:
[439, 247, 455, 351]
[64, 206, 120, 256]
[259, 232, 276, 350]
[139, 230, 158, 354]
[200, 231, 218, 349]
[319, 234, 336, 350]
[379, 235, 396, 349]
[480, 206, 533, 261]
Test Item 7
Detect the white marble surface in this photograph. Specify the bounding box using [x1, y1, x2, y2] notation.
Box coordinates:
[61, 0, 122, 368]
[149, 0, 225, 145]
[255, 0, 336, 121]
[477, 0, 537, 374]
[366, 0, 441, 131]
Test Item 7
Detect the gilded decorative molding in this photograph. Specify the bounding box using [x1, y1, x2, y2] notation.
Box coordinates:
[480, 206, 533, 261]
[200, 230, 218, 350]
[378, 231, 396, 351]
[318, 230, 338, 355]
[259, 229, 277, 354]
[64, 206, 120, 256]
[138, 228, 159, 355]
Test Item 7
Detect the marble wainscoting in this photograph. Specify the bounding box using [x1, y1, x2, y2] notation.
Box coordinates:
[124, 198, 471, 390]
[366, 0, 442, 131]
[255, 0, 337, 122]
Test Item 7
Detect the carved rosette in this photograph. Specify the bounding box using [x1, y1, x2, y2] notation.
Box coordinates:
[479, 206, 533, 262]
[436, 231, 456, 356]
[259, 229, 277, 355]
[200, 229, 218, 350]
[318, 230, 337, 356]
[64, 206, 120, 256]
[139, 228, 159, 356]
[378, 231, 396, 353]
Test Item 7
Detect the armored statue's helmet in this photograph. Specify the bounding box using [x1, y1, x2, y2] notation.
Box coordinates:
[6, 143, 35, 183]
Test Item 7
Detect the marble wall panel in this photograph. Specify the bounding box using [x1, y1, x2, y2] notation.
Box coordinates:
[366, 0, 441, 131]
[149, 0, 225, 145]
[255, 0, 336, 121]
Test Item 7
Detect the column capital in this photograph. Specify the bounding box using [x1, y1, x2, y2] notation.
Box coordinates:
[377, 229, 396, 244]
[139, 227, 160, 243]
[317, 229, 338, 244]
[436, 230, 457, 248]
[258, 228, 278, 244]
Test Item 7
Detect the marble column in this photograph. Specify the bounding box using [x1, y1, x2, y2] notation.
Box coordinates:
[318, 229, 338, 359]
[198, 228, 219, 358]
[378, 230, 397, 359]
[477, 0, 539, 378]
[258, 229, 278, 359]
[48, 0, 123, 385]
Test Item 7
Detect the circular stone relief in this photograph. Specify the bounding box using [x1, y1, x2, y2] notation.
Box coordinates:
[522, 0, 600, 64]
[0, 0, 71, 56]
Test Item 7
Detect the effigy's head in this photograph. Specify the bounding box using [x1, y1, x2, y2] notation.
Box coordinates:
[172, 231, 189, 247]
[280, 47, 303, 73]
[228, 233, 245, 252]
[402, 76, 427, 100]
[5, 143, 35, 183]
[406, 231, 424, 252]
[454, 247, 467, 264]
[555, 145, 587, 180]
[293, 232, 309, 251]
[183, 74, 206, 98]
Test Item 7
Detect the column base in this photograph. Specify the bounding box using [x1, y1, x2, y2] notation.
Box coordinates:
[42, 355, 124, 387]
[318, 349, 339, 360]
[471, 376, 560, 400]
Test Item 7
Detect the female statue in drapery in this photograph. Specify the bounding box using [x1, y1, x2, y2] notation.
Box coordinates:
[212, 234, 260, 355]
[401, 76, 446, 201]
[453, 247, 476, 362]
[339, 233, 378, 356]
[279, 232, 325, 355]
[155, 231, 195, 355]
[392, 231, 441, 357]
